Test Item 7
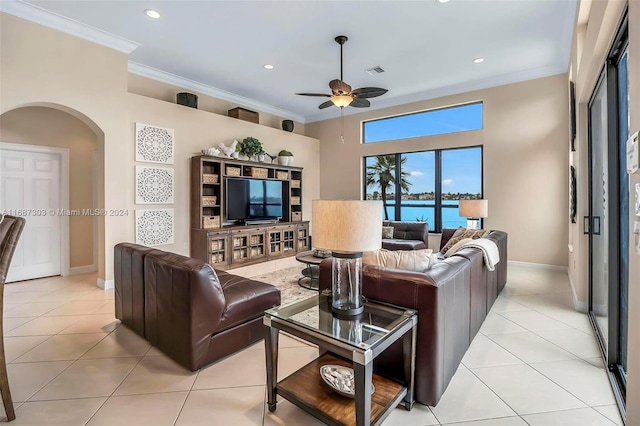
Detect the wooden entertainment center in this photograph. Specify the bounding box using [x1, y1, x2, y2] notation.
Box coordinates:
[190, 155, 309, 270]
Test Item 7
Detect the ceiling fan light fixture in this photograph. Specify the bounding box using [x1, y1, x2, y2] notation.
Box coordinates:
[331, 95, 353, 108]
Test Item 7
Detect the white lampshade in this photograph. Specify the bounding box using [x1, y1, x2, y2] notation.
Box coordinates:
[312, 200, 382, 252]
[459, 199, 488, 218]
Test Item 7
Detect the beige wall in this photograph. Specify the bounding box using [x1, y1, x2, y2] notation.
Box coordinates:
[568, 0, 640, 421]
[0, 107, 98, 268]
[307, 75, 570, 267]
[127, 93, 320, 257]
[128, 74, 306, 137]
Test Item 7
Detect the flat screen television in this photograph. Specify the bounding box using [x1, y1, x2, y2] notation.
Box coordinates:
[226, 178, 283, 222]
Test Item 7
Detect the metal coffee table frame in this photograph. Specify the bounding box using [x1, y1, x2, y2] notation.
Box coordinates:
[264, 293, 417, 426]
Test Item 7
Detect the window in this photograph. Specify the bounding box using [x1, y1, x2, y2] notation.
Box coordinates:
[362, 102, 483, 143]
[364, 146, 482, 232]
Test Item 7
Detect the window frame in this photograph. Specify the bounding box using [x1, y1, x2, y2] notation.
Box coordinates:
[362, 145, 484, 232]
[361, 101, 484, 144]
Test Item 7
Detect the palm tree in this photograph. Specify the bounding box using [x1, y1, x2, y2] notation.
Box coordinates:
[366, 155, 411, 220]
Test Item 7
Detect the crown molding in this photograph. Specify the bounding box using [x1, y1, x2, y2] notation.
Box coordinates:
[0, 0, 140, 54]
[306, 63, 568, 123]
[128, 62, 306, 124]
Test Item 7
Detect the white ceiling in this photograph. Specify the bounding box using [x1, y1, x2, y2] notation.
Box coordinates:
[5, 0, 577, 123]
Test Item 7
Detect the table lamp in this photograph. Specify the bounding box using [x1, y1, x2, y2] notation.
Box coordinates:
[459, 199, 488, 229]
[312, 200, 382, 318]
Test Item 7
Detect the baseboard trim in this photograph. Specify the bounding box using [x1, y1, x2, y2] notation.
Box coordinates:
[69, 264, 97, 275]
[507, 260, 568, 272]
[97, 278, 114, 290]
[568, 271, 588, 313]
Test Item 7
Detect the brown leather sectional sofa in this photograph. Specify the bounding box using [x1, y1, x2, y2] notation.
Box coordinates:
[114, 243, 280, 371]
[319, 229, 507, 407]
[381, 221, 429, 250]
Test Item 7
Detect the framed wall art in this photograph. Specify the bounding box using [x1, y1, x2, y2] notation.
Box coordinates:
[135, 123, 174, 164]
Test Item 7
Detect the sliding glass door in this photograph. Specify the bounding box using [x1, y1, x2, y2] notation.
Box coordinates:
[589, 75, 609, 347]
[587, 15, 628, 409]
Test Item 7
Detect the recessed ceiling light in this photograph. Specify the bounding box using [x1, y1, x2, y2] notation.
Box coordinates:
[145, 9, 161, 19]
[436, 0, 451, 3]
[473, 57, 485, 64]
[263, 64, 274, 70]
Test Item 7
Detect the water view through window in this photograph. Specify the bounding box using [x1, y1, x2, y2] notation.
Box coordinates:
[364, 147, 482, 231]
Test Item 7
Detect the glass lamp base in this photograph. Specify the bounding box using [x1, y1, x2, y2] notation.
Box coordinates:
[331, 303, 364, 319]
[331, 253, 363, 319]
[466, 218, 480, 229]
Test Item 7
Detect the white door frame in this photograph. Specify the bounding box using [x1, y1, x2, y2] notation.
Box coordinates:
[0, 142, 71, 277]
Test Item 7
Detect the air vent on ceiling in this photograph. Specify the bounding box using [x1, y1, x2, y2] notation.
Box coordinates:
[365, 66, 385, 75]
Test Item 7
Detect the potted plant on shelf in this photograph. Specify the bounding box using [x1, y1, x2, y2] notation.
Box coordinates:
[278, 150, 294, 166]
[239, 137, 263, 161]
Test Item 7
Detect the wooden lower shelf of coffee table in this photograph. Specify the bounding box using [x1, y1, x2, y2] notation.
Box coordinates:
[276, 353, 406, 426]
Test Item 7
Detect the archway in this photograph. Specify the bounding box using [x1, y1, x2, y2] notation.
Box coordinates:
[0, 103, 106, 283]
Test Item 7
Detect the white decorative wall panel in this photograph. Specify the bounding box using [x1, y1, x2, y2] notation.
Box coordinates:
[135, 209, 174, 246]
[135, 123, 174, 164]
[135, 166, 174, 204]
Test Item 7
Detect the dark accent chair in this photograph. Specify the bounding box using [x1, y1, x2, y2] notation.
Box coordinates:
[0, 215, 26, 422]
[382, 221, 429, 250]
[114, 243, 281, 371]
[319, 230, 507, 407]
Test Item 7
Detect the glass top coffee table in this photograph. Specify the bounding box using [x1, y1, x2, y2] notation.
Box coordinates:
[264, 292, 417, 426]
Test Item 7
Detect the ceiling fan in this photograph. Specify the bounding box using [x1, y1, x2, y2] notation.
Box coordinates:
[296, 35, 388, 109]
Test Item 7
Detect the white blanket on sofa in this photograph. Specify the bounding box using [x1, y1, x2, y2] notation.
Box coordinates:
[461, 238, 500, 271]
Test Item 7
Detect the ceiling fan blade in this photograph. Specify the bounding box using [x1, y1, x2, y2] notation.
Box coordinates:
[350, 97, 371, 108]
[329, 79, 352, 95]
[318, 100, 334, 109]
[296, 93, 332, 97]
[351, 87, 389, 98]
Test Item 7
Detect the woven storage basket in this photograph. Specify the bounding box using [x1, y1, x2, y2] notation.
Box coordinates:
[291, 211, 302, 221]
[226, 166, 241, 176]
[202, 196, 218, 206]
[249, 167, 268, 178]
[209, 239, 223, 251]
[290, 179, 301, 188]
[291, 196, 301, 205]
[203, 174, 219, 184]
[209, 253, 224, 264]
[203, 216, 220, 228]
[276, 171, 289, 180]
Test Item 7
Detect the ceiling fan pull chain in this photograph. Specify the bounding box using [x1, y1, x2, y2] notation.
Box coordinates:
[341, 109, 345, 144]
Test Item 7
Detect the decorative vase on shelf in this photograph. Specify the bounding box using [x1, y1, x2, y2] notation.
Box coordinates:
[282, 120, 294, 132]
[257, 154, 266, 162]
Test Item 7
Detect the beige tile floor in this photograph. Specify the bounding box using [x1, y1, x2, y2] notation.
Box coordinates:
[0, 266, 624, 425]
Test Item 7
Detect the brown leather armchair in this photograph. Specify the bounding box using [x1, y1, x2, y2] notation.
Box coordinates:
[319, 230, 508, 407]
[0, 215, 26, 421]
[115, 243, 280, 371]
[382, 221, 429, 250]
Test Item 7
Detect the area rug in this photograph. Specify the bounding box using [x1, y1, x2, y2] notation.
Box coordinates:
[251, 266, 317, 305]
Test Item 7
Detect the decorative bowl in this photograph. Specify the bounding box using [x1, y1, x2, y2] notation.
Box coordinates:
[319, 365, 374, 398]
[206, 148, 220, 157]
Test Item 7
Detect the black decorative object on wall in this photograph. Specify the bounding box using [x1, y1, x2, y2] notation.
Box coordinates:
[569, 81, 576, 151]
[570, 165, 577, 223]
[282, 120, 294, 132]
[177, 92, 198, 109]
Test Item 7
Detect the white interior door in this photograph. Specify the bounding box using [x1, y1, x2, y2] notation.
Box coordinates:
[0, 149, 62, 282]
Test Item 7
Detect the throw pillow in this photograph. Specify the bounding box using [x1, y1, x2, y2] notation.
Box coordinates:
[381, 226, 394, 239]
[363, 248, 434, 272]
[441, 229, 489, 254]
[444, 237, 474, 258]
